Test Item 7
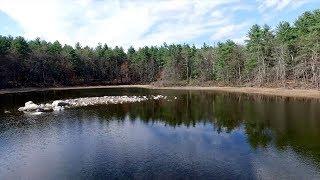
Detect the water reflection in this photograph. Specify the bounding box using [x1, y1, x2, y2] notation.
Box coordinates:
[0, 89, 320, 178]
[77, 91, 320, 165]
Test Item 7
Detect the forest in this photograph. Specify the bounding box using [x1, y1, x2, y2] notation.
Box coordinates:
[0, 9, 319, 89]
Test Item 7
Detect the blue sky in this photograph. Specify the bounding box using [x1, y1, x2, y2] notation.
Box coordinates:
[0, 0, 319, 48]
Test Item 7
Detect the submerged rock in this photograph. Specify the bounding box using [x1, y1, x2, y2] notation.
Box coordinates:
[4, 110, 11, 114]
[29, 111, 43, 115]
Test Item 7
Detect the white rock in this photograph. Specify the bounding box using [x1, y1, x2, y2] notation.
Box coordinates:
[30, 111, 43, 115]
[52, 100, 64, 107]
[45, 103, 53, 108]
[18, 101, 39, 111]
[153, 95, 164, 100]
[18, 95, 167, 113]
[53, 106, 64, 111]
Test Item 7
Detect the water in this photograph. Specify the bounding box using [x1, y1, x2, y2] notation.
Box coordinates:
[0, 88, 320, 179]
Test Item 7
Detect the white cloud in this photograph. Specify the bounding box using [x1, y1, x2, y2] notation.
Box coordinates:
[256, 0, 313, 25]
[210, 22, 250, 41]
[0, 0, 245, 48]
[257, 0, 309, 11]
[0, 0, 316, 48]
[258, 0, 292, 11]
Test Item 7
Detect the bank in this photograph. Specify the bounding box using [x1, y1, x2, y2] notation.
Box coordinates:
[1, 85, 320, 99]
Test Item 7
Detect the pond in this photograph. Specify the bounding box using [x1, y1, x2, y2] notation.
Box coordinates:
[0, 88, 320, 179]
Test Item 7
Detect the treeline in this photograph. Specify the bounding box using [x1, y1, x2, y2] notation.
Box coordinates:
[0, 9, 319, 89]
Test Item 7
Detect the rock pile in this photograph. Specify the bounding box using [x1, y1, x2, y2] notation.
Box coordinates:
[65, 95, 149, 107]
[18, 100, 68, 113]
[18, 95, 167, 114]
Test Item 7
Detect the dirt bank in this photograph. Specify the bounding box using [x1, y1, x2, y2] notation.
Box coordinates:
[1, 85, 320, 99]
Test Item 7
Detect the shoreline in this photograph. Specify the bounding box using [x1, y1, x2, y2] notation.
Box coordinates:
[0, 85, 320, 99]
[0, 85, 149, 94]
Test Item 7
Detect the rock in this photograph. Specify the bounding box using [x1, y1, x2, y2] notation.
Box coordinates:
[28, 111, 43, 115]
[39, 103, 53, 112]
[18, 101, 39, 112]
[57, 102, 69, 107]
[43, 107, 53, 112]
[18, 95, 167, 114]
[36, 108, 45, 112]
[51, 100, 64, 107]
[53, 106, 64, 111]
[51, 100, 69, 111]
[153, 95, 164, 100]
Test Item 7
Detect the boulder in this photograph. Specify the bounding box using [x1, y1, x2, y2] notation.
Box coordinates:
[53, 106, 64, 111]
[18, 101, 39, 112]
[52, 100, 69, 107]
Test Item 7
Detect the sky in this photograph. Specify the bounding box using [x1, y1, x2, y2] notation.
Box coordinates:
[0, 0, 319, 48]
